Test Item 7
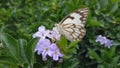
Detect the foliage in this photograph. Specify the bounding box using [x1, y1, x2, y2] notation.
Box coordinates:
[0, 0, 120, 68]
[0, 33, 38, 68]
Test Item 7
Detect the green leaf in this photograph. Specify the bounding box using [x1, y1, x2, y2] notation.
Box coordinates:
[56, 36, 68, 53]
[110, 0, 120, 3]
[115, 18, 120, 22]
[68, 41, 79, 49]
[0, 33, 19, 61]
[0, 56, 18, 66]
[107, 47, 116, 59]
[87, 19, 103, 27]
[67, 48, 77, 54]
[70, 62, 79, 68]
[64, 55, 72, 59]
[109, 3, 118, 14]
[100, 0, 108, 8]
[64, 41, 79, 55]
[57, 36, 67, 47]
[25, 38, 38, 66]
[113, 41, 120, 46]
[97, 64, 105, 68]
[18, 39, 29, 64]
[112, 56, 120, 67]
[100, 47, 116, 61]
[88, 49, 102, 63]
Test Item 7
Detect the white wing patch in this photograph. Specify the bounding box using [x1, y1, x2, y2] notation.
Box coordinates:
[62, 13, 82, 24]
[56, 8, 88, 42]
[62, 23, 86, 41]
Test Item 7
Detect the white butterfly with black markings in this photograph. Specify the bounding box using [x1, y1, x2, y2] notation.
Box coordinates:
[55, 8, 89, 42]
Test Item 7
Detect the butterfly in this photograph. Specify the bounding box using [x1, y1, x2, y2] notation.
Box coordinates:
[55, 8, 88, 42]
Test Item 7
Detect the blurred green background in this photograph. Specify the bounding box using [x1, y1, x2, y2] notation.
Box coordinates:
[0, 0, 120, 68]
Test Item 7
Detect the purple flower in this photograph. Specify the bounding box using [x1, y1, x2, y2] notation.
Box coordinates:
[34, 38, 63, 61]
[96, 35, 113, 48]
[33, 26, 48, 39]
[33, 26, 61, 41]
[35, 38, 51, 54]
[44, 27, 61, 40]
[34, 38, 51, 61]
[45, 30, 54, 39]
[96, 35, 107, 45]
[48, 43, 63, 61]
[38, 26, 45, 31]
[105, 39, 113, 48]
[33, 26, 63, 61]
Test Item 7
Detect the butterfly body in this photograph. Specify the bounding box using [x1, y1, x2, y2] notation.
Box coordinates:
[55, 8, 88, 42]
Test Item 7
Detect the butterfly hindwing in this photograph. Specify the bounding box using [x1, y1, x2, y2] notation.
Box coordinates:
[62, 23, 86, 41]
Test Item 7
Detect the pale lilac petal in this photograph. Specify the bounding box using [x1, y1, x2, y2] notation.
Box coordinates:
[36, 38, 50, 47]
[34, 43, 43, 55]
[42, 50, 47, 59]
[96, 35, 102, 42]
[96, 35, 107, 45]
[105, 39, 113, 48]
[53, 54, 59, 61]
[32, 32, 41, 38]
[50, 43, 59, 51]
[33, 26, 49, 39]
[41, 49, 50, 61]
[42, 39, 51, 47]
[47, 51, 53, 57]
[42, 57, 47, 61]
[49, 43, 63, 61]
[58, 53, 64, 57]
[96, 35, 113, 48]
[34, 38, 51, 55]
[38, 26, 46, 31]
[39, 31, 48, 39]
[34, 39, 45, 54]
[46, 30, 54, 39]
[100, 37, 107, 45]
[32, 31, 46, 39]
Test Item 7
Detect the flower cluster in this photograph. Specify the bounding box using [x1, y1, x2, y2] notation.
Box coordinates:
[96, 35, 113, 48]
[33, 26, 63, 61]
[33, 26, 61, 40]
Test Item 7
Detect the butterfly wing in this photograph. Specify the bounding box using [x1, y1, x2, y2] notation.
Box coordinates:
[60, 8, 88, 26]
[61, 23, 86, 41]
[56, 8, 88, 41]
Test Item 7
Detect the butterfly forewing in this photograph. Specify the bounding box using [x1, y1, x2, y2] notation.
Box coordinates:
[56, 8, 88, 41]
[60, 8, 88, 26]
